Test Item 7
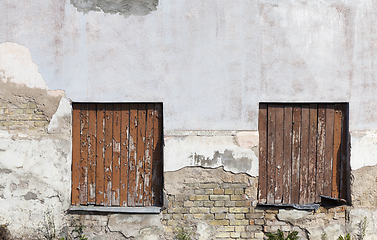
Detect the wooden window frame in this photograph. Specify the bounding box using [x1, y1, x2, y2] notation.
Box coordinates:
[258, 103, 349, 206]
[70, 103, 163, 213]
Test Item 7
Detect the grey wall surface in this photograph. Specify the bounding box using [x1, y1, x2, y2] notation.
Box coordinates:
[1, 0, 377, 131]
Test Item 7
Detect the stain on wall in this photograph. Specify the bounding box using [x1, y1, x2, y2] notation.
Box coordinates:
[70, 0, 158, 17]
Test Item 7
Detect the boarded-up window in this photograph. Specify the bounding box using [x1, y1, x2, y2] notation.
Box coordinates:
[258, 103, 348, 205]
[72, 103, 163, 207]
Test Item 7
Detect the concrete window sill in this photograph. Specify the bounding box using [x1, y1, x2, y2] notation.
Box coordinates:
[69, 206, 162, 214]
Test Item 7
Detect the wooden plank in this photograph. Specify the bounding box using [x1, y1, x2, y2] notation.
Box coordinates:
[340, 104, 348, 200]
[79, 104, 89, 205]
[323, 104, 334, 197]
[332, 104, 342, 199]
[96, 104, 106, 205]
[72, 104, 81, 205]
[136, 104, 147, 206]
[282, 105, 293, 204]
[128, 104, 138, 207]
[87, 104, 97, 204]
[299, 105, 310, 204]
[144, 104, 155, 206]
[323, 105, 334, 197]
[258, 104, 268, 204]
[120, 104, 130, 206]
[112, 104, 121, 206]
[104, 104, 114, 206]
[308, 104, 318, 203]
[274, 105, 284, 204]
[267, 105, 276, 204]
[291, 105, 302, 204]
[152, 103, 163, 206]
[316, 105, 326, 202]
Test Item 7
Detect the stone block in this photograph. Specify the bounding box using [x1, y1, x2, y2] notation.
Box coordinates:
[215, 213, 226, 220]
[193, 201, 203, 207]
[193, 214, 204, 219]
[173, 201, 183, 207]
[215, 201, 225, 207]
[34, 121, 48, 127]
[214, 189, 224, 194]
[235, 201, 246, 207]
[230, 220, 249, 226]
[224, 189, 234, 195]
[225, 201, 236, 207]
[254, 219, 264, 225]
[25, 109, 34, 114]
[216, 232, 230, 238]
[211, 207, 228, 213]
[247, 225, 263, 232]
[224, 226, 235, 232]
[14, 109, 24, 114]
[205, 189, 214, 195]
[190, 195, 209, 201]
[210, 220, 229, 226]
[204, 201, 214, 207]
[190, 207, 209, 214]
[183, 201, 194, 207]
[204, 214, 214, 220]
[229, 207, 249, 213]
[210, 195, 230, 201]
[235, 188, 244, 195]
[172, 214, 183, 220]
[255, 232, 264, 239]
[222, 183, 247, 189]
[235, 214, 244, 219]
[200, 183, 219, 189]
[265, 213, 276, 220]
[29, 102, 37, 109]
[195, 189, 205, 195]
[230, 232, 241, 238]
[231, 195, 243, 201]
[241, 232, 251, 238]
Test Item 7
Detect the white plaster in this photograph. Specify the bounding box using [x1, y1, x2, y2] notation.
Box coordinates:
[0, 43, 49, 90]
[48, 97, 72, 133]
[164, 135, 258, 176]
[351, 131, 377, 170]
[347, 209, 377, 240]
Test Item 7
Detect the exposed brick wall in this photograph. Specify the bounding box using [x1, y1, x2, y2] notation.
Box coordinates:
[0, 101, 49, 130]
[162, 181, 347, 239]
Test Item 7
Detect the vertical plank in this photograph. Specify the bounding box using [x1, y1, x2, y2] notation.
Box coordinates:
[87, 104, 97, 204]
[332, 104, 342, 199]
[323, 105, 334, 197]
[144, 104, 155, 206]
[340, 104, 348, 200]
[316, 105, 326, 202]
[267, 105, 276, 204]
[282, 105, 293, 204]
[274, 106, 284, 204]
[153, 103, 163, 206]
[291, 105, 302, 204]
[308, 104, 318, 203]
[72, 104, 81, 205]
[136, 104, 147, 206]
[128, 104, 138, 207]
[104, 104, 114, 206]
[96, 104, 105, 205]
[299, 105, 309, 204]
[258, 104, 268, 204]
[112, 104, 121, 206]
[79, 104, 89, 205]
[120, 104, 130, 206]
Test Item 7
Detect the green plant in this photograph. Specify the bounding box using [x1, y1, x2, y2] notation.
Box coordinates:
[266, 229, 299, 240]
[321, 232, 328, 240]
[71, 219, 87, 240]
[175, 226, 193, 240]
[358, 217, 368, 240]
[338, 233, 353, 240]
[43, 209, 56, 240]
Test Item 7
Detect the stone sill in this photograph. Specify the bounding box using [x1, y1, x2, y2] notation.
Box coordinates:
[69, 206, 162, 214]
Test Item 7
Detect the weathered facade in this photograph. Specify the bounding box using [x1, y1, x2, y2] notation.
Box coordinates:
[2, 0, 377, 239]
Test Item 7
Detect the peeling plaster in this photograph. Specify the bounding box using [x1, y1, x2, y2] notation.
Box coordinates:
[70, 0, 158, 17]
[164, 134, 258, 176]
